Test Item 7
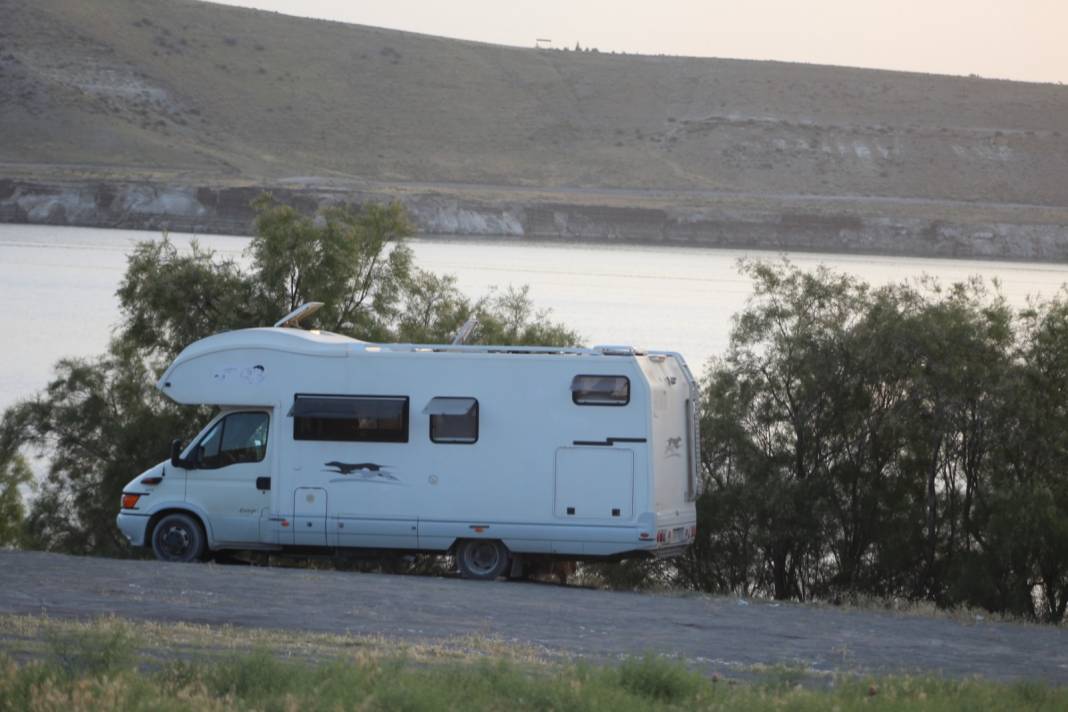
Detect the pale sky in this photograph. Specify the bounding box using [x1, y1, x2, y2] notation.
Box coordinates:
[212, 0, 1068, 84]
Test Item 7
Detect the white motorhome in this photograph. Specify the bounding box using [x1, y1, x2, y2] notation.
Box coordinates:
[116, 316, 700, 579]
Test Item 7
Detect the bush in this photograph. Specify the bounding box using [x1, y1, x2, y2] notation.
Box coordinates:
[618, 654, 704, 702]
[46, 618, 138, 678]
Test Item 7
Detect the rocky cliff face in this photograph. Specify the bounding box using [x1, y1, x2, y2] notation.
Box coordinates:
[4, 179, 1065, 261]
[2, 0, 1067, 261]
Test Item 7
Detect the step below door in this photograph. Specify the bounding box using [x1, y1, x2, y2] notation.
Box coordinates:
[293, 487, 327, 546]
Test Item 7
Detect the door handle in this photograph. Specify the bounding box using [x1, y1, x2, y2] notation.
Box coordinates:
[256, 477, 271, 491]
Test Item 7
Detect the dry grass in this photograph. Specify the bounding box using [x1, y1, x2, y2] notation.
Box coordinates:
[0, 614, 557, 669]
[2, 0, 1067, 211]
[805, 594, 1037, 626]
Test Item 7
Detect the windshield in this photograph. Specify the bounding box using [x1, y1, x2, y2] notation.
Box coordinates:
[194, 412, 269, 469]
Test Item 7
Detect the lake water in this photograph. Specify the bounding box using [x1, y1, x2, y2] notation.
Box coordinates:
[2, 223, 1067, 419]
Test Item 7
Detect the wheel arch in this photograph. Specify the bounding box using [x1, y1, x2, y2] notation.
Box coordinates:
[146, 507, 212, 550]
[455, 537, 512, 580]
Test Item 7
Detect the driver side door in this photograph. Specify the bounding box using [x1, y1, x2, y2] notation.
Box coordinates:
[185, 411, 272, 546]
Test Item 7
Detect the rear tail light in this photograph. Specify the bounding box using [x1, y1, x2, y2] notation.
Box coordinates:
[121, 493, 142, 509]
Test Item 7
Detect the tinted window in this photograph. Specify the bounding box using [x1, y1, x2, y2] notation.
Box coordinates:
[196, 412, 269, 469]
[292, 394, 409, 443]
[427, 397, 479, 444]
[197, 420, 223, 466]
[571, 375, 630, 406]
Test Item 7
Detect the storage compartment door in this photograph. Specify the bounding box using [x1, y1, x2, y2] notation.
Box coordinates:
[293, 487, 327, 546]
[554, 447, 634, 520]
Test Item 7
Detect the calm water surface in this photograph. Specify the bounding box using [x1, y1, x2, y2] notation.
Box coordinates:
[2, 224, 1066, 417]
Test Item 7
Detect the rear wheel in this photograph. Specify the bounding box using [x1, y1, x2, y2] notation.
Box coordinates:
[151, 513, 206, 563]
[456, 539, 510, 580]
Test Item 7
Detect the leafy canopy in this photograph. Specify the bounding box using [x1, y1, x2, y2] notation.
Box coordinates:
[678, 259, 1068, 622]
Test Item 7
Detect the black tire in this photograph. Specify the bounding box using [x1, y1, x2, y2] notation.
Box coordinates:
[456, 539, 510, 580]
[151, 513, 206, 563]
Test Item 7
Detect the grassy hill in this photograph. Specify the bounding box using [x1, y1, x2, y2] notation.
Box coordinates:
[2, 0, 1068, 257]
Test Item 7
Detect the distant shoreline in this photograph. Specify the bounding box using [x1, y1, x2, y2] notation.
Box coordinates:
[2, 176, 1068, 262]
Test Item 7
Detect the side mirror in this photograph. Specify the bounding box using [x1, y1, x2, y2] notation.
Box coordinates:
[170, 439, 187, 469]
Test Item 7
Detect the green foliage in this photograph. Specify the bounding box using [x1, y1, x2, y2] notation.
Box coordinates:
[617, 654, 705, 702]
[0, 355, 195, 555]
[249, 196, 416, 339]
[395, 273, 581, 347]
[45, 619, 139, 679]
[0, 195, 577, 555]
[0, 455, 31, 548]
[117, 237, 257, 361]
[679, 260, 1068, 622]
[980, 295, 1068, 621]
[2, 644, 1066, 712]
[472, 285, 582, 347]
[581, 558, 672, 590]
[395, 268, 473, 342]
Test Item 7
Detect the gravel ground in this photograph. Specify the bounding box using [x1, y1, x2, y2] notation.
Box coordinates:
[1, 550, 1065, 682]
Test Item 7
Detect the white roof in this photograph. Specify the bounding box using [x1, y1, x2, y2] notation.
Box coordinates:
[156, 327, 682, 405]
[166, 328, 648, 372]
[181, 327, 644, 353]
[170, 328, 362, 362]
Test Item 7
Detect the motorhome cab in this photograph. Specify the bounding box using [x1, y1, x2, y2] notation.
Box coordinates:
[116, 312, 700, 579]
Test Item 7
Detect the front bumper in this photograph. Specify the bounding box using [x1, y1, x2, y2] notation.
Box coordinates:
[116, 512, 150, 548]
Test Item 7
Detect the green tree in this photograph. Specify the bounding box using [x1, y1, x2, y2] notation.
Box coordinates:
[674, 366, 765, 595]
[248, 197, 415, 339]
[683, 259, 1049, 620]
[473, 285, 581, 346]
[0, 196, 577, 555]
[2, 355, 194, 554]
[969, 292, 1068, 621]
[395, 276, 580, 347]
[116, 237, 257, 362]
[0, 455, 32, 548]
[701, 261, 871, 600]
[1016, 294, 1068, 622]
[395, 269, 473, 343]
[889, 279, 1014, 602]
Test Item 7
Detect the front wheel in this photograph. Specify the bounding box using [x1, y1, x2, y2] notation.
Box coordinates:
[456, 539, 510, 580]
[151, 513, 206, 563]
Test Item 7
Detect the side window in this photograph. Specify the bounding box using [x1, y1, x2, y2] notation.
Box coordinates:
[196, 420, 223, 468]
[425, 397, 478, 444]
[571, 375, 630, 406]
[291, 394, 409, 443]
[196, 412, 269, 469]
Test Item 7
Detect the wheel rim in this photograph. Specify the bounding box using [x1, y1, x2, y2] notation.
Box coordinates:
[464, 542, 501, 576]
[158, 523, 193, 560]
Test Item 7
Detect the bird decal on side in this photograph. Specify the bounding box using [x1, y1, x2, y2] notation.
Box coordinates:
[323, 461, 401, 484]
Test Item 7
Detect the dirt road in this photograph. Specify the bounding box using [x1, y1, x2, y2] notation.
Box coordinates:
[1, 551, 1064, 682]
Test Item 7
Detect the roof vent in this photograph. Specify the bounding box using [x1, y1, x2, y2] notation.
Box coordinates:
[594, 344, 638, 356]
[274, 302, 324, 329]
[451, 317, 480, 345]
